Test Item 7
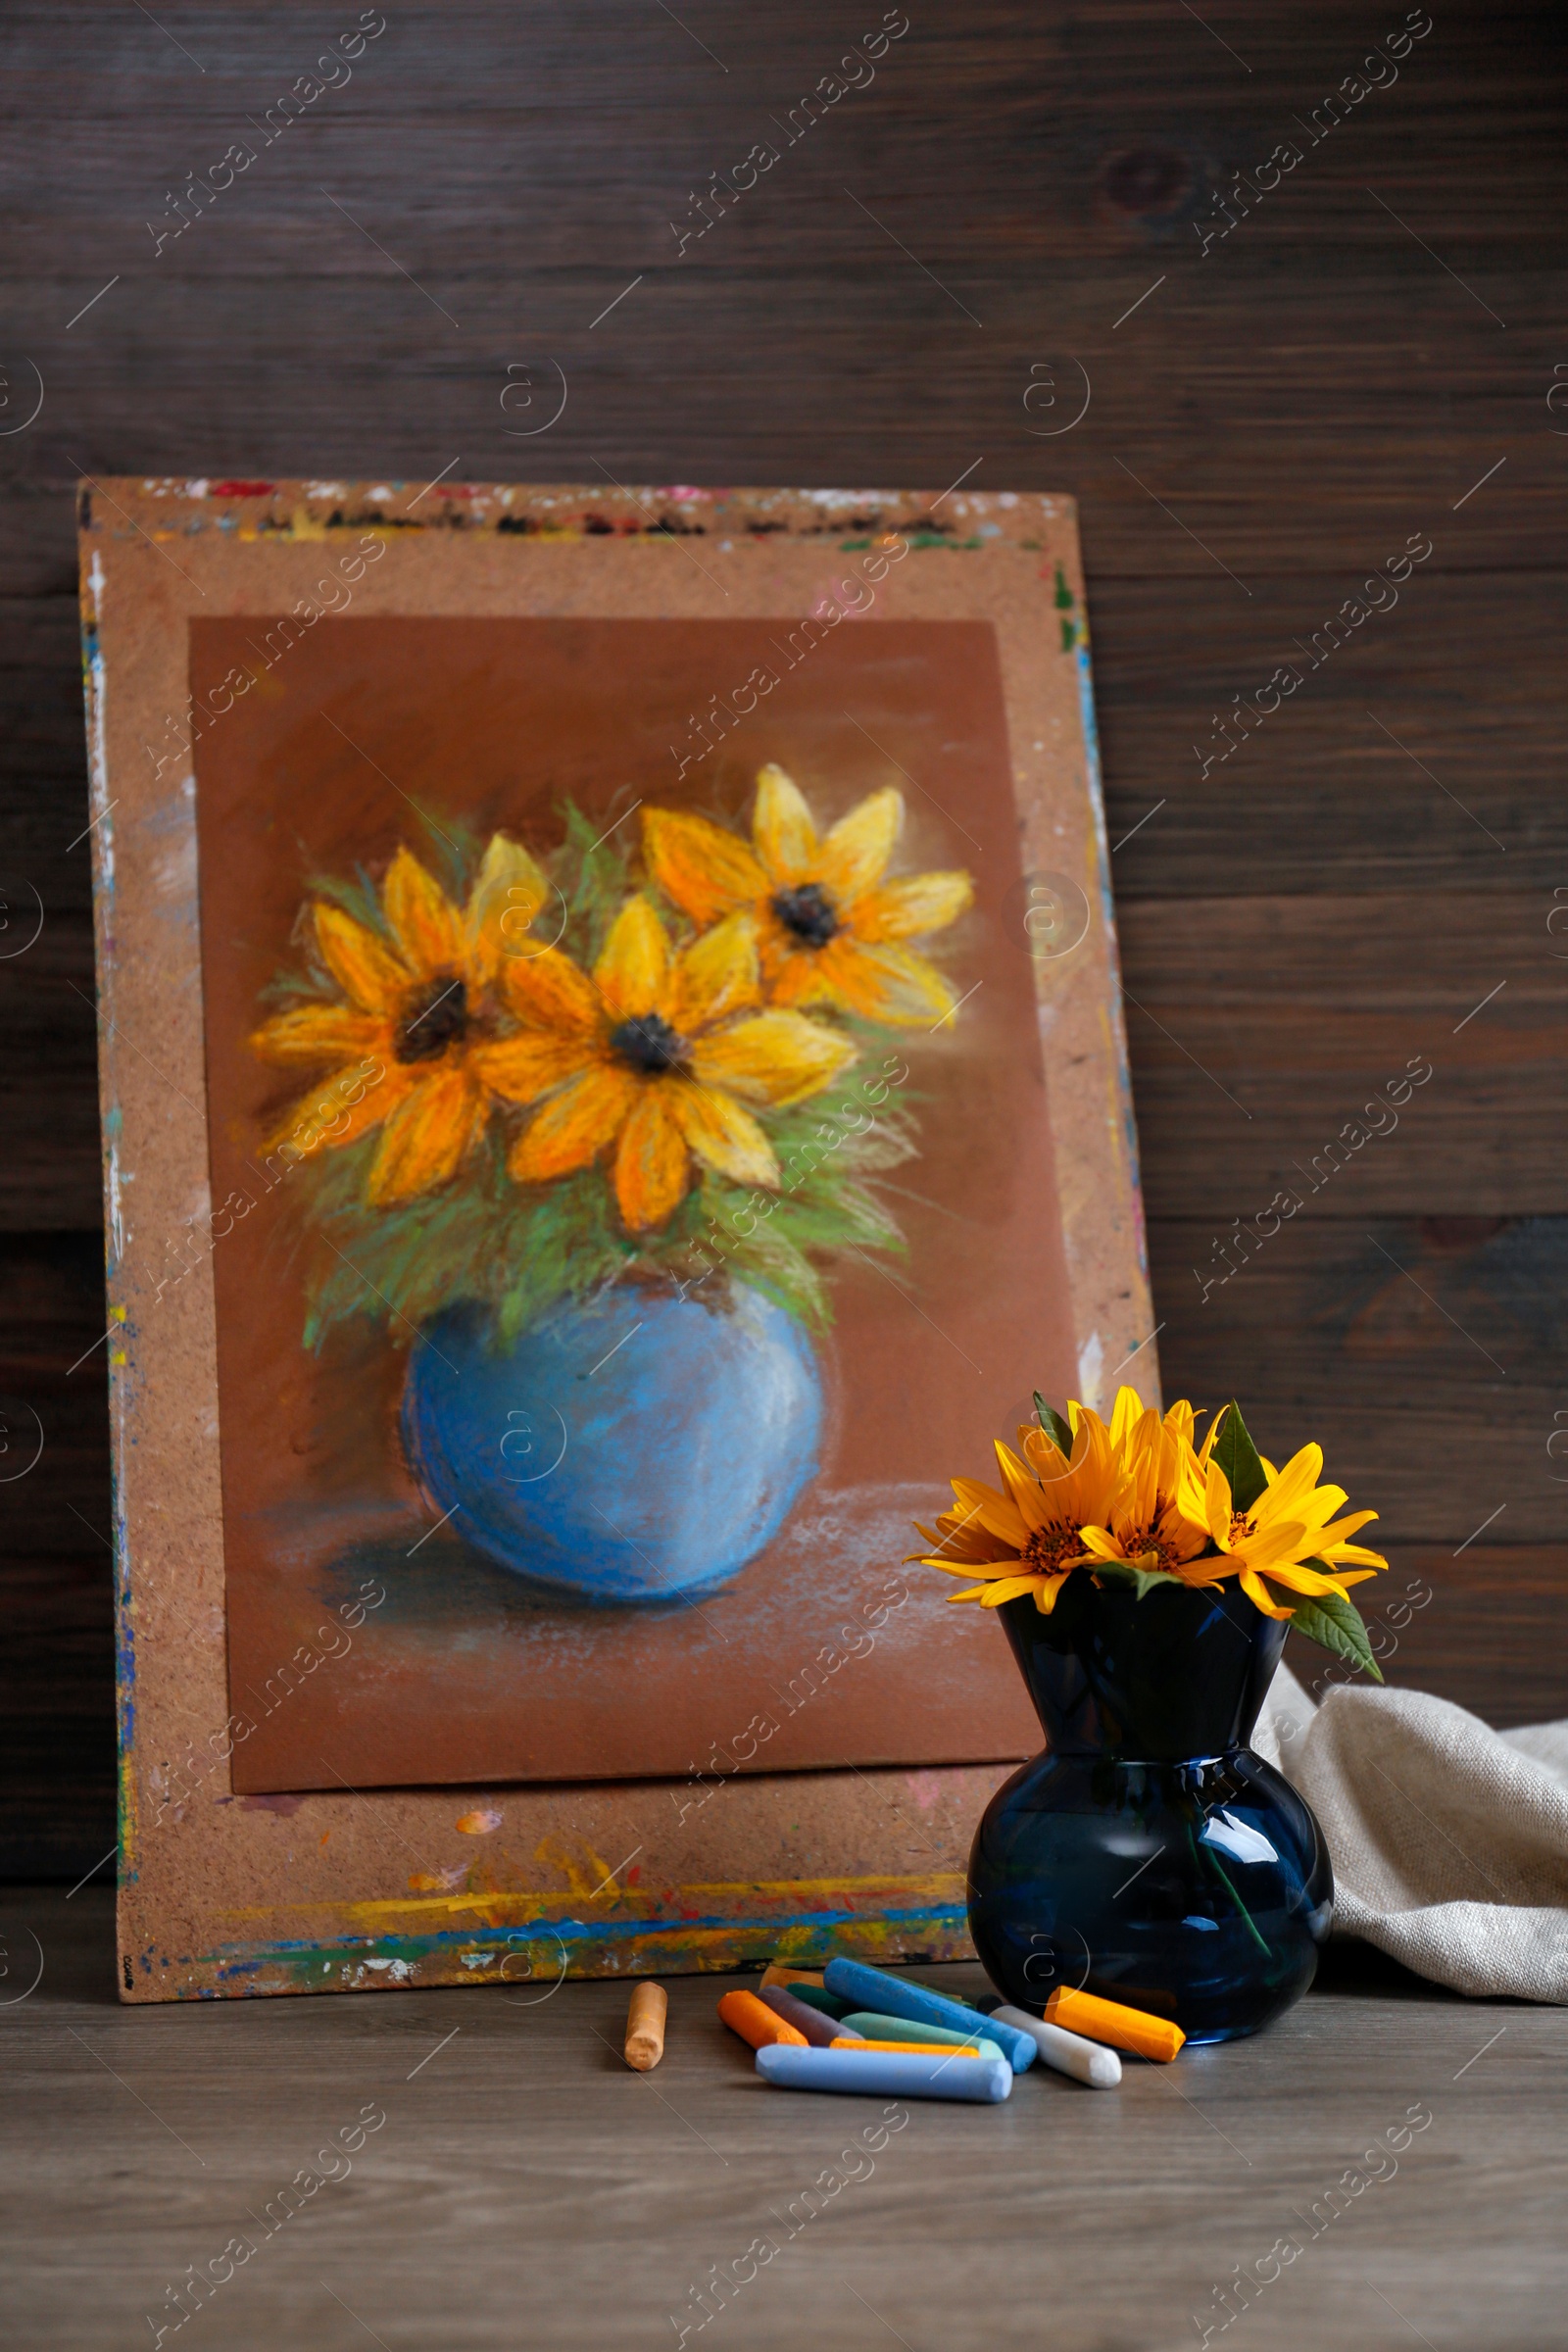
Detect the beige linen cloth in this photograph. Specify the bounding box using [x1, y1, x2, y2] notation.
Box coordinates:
[1251, 1663, 1568, 2002]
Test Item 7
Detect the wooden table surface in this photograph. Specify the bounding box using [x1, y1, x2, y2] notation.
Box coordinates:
[7, 1887, 1563, 2352]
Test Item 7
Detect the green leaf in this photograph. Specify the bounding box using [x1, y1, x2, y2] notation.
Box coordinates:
[1091, 1561, 1186, 1601]
[1288, 1584, 1384, 1683]
[558, 796, 641, 966]
[1211, 1399, 1268, 1513]
[1033, 1395, 1075, 1458]
[410, 808, 485, 909]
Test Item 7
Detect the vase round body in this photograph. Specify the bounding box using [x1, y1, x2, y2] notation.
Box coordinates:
[967, 1578, 1332, 2044]
[400, 1284, 822, 1604]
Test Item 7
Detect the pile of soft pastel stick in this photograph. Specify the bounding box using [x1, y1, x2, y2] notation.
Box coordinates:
[621, 1955, 1185, 2102]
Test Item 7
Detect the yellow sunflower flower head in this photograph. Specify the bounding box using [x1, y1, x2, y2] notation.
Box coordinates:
[1199, 1441, 1387, 1621]
[474, 893, 858, 1233]
[1074, 1392, 1218, 1586]
[915, 1386, 1388, 1640]
[644, 764, 973, 1027]
[251, 834, 550, 1205]
[907, 1396, 1126, 1616]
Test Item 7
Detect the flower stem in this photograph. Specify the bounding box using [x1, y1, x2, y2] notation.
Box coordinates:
[1187, 1821, 1270, 1957]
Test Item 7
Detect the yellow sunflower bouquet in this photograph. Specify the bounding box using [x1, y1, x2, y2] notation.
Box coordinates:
[912, 1387, 1389, 1680]
[252, 763, 972, 1348]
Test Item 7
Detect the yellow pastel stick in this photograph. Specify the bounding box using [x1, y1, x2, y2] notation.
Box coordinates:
[832, 2037, 1003, 2060]
[760, 1964, 826, 1990]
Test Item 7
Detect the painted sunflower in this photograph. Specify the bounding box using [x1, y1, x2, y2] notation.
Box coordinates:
[252, 835, 550, 1205]
[643, 764, 972, 1026]
[474, 894, 858, 1232]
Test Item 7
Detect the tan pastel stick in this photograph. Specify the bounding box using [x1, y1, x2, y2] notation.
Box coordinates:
[624, 1981, 667, 2071]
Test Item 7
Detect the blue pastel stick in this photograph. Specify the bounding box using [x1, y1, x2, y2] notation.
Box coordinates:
[756, 2044, 1011, 2104]
[823, 1959, 1037, 2073]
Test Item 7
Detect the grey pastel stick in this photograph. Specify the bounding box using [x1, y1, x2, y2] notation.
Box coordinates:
[993, 2004, 1122, 2087]
[758, 1985, 858, 2047]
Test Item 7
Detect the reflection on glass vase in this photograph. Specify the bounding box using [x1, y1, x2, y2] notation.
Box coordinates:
[967, 1578, 1332, 2045]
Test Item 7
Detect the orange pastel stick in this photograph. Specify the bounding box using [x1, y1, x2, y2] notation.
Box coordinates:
[1045, 1986, 1185, 2062]
[760, 1963, 826, 1991]
[718, 1989, 808, 2050]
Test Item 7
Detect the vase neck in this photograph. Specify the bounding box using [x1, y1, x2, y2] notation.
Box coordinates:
[1001, 1580, 1290, 1765]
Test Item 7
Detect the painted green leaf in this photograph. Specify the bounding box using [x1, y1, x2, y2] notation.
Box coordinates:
[1211, 1398, 1268, 1513]
[1289, 1585, 1384, 1683]
[1033, 1395, 1075, 1458]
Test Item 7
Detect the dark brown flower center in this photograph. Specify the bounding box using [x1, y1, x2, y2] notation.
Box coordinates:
[396, 976, 467, 1063]
[610, 1012, 687, 1075]
[1229, 1512, 1254, 1546]
[1119, 1525, 1182, 1570]
[1021, 1522, 1083, 1574]
[772, 882, 840, 948]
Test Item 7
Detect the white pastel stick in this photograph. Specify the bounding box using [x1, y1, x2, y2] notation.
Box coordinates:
[992, 2004, 1122, 2088]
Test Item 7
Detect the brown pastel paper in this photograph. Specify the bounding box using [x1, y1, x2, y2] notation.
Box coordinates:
[79, 478, 1155, 2000]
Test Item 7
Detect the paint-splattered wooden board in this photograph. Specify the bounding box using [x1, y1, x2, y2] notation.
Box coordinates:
[80, 479, 1154, 2000]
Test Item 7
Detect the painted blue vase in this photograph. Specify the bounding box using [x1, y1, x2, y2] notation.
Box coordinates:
[400, 1284, 823, 1604]
[967, 1579, 1332, 2044]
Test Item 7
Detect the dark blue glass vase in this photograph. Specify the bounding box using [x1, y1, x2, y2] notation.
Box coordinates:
[967, 1577, 1332, 2044]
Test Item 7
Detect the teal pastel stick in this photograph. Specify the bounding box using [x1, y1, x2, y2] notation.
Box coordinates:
[784, 1984, 856, 2021]
[756, 2044, 1011, 2104]
[840, 2012, 1005, 2061]
[822, 1959, 1036, 2072]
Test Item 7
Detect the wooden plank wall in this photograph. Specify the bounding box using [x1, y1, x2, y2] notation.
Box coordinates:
[2, 1, 1563, 1873]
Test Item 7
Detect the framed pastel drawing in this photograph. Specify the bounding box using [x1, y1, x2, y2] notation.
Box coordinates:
[79, 478, 1156, 2000]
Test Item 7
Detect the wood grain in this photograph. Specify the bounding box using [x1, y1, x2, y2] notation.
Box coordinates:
[3, 0, 1566, 1873]
[1292, 1546, 1568, 1728]
[1121, 894, 1564, 1213]
[6, 1886, 1565, 2352]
